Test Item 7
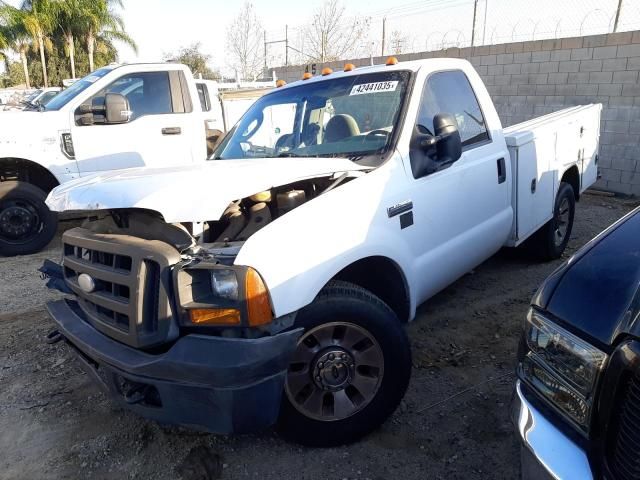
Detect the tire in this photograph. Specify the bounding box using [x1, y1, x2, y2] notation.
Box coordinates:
[277, 280, 412, 447]
[529, 182, 575, 261]
[0, 181, 58, 256]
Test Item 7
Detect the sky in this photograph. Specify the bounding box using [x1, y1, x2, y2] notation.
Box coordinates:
[4, 0, 639, 77]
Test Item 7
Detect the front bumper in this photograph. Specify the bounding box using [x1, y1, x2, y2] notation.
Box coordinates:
[46, 299, 302, 434]
[512, 380, 594, 480]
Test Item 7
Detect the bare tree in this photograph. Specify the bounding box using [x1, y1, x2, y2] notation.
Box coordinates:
[226, 2, 263, 81]
[305, 0, 370, 63]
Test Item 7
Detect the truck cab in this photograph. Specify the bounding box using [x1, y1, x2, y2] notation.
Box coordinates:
[43, 58, 600, 447]
[0, 63, 271, 256]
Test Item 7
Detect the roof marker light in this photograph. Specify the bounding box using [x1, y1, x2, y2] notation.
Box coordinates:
[321, 67, 333, 76]
[302, 72, 313, 80]
[386, 56, 399, 65]
[276, 79, 287, 87]
[343, 63, 356, 72]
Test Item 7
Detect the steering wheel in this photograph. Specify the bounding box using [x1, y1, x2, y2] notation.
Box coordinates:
[365, 129, 391, 141]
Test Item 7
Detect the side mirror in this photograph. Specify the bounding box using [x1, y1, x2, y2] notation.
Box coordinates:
[433, 113, 462, 164]
[104, 93, 131, 124]
[410, 112, 462, 179]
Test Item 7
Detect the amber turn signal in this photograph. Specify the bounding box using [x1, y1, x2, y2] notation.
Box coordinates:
[190, 308, 241, 325]
[276, 79, 286, 88]
[245, 268, 273, 326]
[321, 67, 333, 76]
[343, 63, 355, 72]
[386, 56, 399, 65]
[302, 72, 313, 80]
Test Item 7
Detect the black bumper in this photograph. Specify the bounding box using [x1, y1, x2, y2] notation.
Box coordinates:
[46, 299, 302, 434]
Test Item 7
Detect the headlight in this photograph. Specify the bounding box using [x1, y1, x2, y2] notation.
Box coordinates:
[520, 309, 607, 431]
[176, 264, 272, 327]
[210, 269, 238, 300]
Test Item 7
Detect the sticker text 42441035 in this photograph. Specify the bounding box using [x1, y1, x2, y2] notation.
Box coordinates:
[349, 81, 399, 96]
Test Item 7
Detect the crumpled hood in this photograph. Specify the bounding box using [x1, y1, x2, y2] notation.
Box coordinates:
[46, 157, 369, 222]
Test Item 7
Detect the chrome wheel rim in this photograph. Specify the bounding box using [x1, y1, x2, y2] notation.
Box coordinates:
[554, 197, 570, 247]
[285, 322, 384, 422]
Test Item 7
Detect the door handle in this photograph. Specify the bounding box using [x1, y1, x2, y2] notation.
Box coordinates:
[161, 127, 181, 135]
[497, 158, 506, 184]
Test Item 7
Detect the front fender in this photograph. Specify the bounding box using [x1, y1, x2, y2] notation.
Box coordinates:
[234, 160, 417, 320]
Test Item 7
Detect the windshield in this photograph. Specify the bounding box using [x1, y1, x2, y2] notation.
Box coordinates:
[214, 70, 410, 162]
[25, 90, 42, 102]
[44, 67, 114, 111]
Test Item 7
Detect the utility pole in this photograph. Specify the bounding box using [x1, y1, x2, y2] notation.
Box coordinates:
[285, 25, 289, 66]
[471, 0, 478, 47]
[264, 31, 267, 69]
[381, 17, 386, 56]
[613, 0, 623, 32]
[482, 0, 488, 45]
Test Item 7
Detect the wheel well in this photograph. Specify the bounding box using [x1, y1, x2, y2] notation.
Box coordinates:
[561, 166, 580, 201]
[0, 158, 59, 194]
[331, 256, 410, 322]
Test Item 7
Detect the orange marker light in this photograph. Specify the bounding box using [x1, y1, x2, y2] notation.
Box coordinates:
[343, 63, 356, 72]
[190, 308, 241, 325]
[321, 67, 333, 76]
[302, 72, 313, 80]
[276, 79, 287, 87]
[245, 268, 273, 326]
[386, 56, 399, 65]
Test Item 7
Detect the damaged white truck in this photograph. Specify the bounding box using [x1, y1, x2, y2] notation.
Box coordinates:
[43, 58, 601, 446]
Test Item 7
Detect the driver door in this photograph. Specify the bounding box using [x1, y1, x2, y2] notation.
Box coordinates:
[404, 69, 512, 302]
[71, 71, 196, 175]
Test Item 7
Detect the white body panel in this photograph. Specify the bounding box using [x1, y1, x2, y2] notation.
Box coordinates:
[504, 104, 602, 245]
[0, 64, 267, 184]
[47, 58, 601, 321]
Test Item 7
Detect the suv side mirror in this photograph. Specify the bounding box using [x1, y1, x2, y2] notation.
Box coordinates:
[104, 93, 131, 124]
[409, 112, 462, 179]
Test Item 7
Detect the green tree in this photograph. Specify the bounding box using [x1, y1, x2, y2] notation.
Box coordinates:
[163, 43, 221, 80]
[1, 6, 33, 88]
[20, 0, 58, 87]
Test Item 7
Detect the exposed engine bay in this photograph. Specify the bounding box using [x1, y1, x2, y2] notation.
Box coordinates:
[81, 173, 356, 262]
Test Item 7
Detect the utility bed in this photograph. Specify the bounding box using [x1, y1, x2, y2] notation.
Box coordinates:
[504, 104, 602, 245]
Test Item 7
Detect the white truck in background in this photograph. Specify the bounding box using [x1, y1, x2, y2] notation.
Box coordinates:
[43, 58, 601, 447]
[0, 63, 272, 256]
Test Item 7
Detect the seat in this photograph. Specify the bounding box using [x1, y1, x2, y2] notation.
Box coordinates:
[324, 114, 360, 142]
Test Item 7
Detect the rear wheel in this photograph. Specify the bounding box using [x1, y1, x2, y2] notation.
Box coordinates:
[277, 281, 411, 447]
[529, 182, 575, 260]
[0, 181, 58, 256]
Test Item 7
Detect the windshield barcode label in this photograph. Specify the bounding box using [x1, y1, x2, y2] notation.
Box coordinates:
[350, 81, 399, 96]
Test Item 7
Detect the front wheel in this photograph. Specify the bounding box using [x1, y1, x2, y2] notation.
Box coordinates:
[0, 181, 58, 256]
[277, 281, 411, 447]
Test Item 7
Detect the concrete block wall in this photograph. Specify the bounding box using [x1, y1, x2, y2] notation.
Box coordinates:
[273, 31, 640, 195]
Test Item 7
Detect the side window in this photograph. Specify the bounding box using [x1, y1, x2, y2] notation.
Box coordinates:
[417, 70, 489, 147]
[92, 71, 173, 121]
[197, 83, 211, 112]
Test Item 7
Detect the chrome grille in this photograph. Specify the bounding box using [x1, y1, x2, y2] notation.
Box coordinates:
[62, 228, 181, 348]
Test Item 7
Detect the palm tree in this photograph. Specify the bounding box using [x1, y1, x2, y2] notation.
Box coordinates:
[20, 0, 57, 87]
[82, 0, 136, 73]
[0, 5, 32, 88]
[57, 0, 83, 79]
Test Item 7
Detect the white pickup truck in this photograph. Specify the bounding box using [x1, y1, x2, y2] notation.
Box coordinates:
[43, 58, 601, 447]
[0, 63, 271, 256]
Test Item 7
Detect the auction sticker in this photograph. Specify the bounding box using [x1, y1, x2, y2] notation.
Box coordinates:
[350, 81, 398, 96]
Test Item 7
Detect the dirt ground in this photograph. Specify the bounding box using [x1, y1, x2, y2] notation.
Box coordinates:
[1, 194, 637, 480]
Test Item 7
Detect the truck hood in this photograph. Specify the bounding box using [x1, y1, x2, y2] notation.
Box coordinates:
[47, 157, 369, 222]
[533, 206, 640, 349]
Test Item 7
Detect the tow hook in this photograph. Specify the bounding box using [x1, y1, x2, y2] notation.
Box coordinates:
[45, 329, 63, 344]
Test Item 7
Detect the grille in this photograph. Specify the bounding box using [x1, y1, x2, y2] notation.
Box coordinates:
[609, 369, 640, 480]
[62, 228, 181, 348]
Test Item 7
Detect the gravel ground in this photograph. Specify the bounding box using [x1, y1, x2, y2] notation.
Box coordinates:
[0, 194, 637, 480]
